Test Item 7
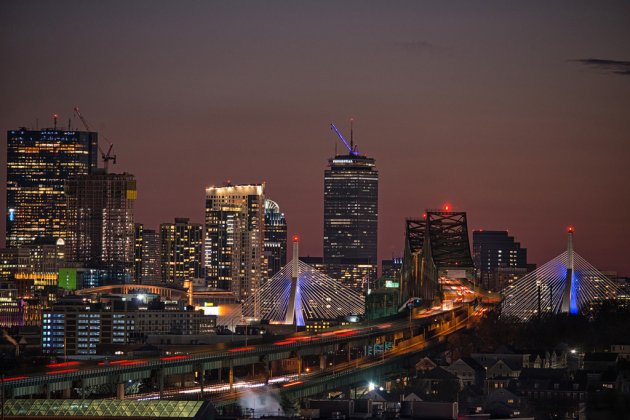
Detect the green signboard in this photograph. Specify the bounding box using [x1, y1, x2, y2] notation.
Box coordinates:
[58, 268, 77, 290]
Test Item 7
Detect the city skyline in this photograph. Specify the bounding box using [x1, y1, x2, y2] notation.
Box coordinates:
[1, 2, 629, 275]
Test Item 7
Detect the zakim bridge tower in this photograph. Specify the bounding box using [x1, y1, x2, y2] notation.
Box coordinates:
[243, 235, 364, 325]
[500, 227, 617, 321]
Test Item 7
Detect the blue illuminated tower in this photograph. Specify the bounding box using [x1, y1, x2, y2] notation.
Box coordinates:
[560, 226, 577, 314]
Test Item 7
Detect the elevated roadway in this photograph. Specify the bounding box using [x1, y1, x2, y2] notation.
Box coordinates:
[2, 304, 477, 399]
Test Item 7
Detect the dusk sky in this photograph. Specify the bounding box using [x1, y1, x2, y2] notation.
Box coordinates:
[1, 1, 629, 275]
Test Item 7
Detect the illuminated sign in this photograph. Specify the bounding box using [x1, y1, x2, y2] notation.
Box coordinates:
[385, 280, 399, 288]
[8, 208, 15, 222]
[58, 268, 77, 290]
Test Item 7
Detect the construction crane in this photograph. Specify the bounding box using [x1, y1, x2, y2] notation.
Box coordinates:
[73, 107, 117, 171]
[330, 120, 359, 156]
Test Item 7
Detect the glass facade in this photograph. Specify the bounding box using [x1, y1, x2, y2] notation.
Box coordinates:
[6, 129, 98, 247]
[264, 199, 287, 279]
[205, 184, 265, 303]
[3, 399, 207, 418]
[160, 218, 203, 286]
[65, 171, 136, 284]
[473, 230, 530, 291]
[323, 154, 378, 262]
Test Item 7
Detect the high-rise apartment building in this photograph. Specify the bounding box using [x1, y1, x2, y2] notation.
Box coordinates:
[134, 223, 144, 283]
[324, 154, 378, 262]
[140, 229, 161, 285]
[134, 224, 161, 285]
[65, 171, 136, 284]
[160, 218, 203, 286]
[264, 199, 287, 279]
[205, 183, 265, 303]
[6, 128, 98, 247]
[472, 230, 531, 291]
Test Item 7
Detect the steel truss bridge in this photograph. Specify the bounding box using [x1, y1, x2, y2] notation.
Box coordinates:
[500, 229, 618, 321]
[401, 208, 501, 306]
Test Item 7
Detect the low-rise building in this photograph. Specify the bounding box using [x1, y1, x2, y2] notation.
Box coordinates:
[42, 297, 215, 355]
[445, 357, 486, 388]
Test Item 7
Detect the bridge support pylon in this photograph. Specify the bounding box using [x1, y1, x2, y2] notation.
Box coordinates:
[116, 383, 125, 400]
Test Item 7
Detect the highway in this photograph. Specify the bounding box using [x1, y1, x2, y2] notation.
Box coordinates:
[1, 303, 478, 397]
[120, 305, 483, 404]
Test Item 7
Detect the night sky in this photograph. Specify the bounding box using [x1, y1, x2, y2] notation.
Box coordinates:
[1, 1, 629, 275]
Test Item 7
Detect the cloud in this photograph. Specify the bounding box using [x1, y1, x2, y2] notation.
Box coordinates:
[572, 58, 630, 76]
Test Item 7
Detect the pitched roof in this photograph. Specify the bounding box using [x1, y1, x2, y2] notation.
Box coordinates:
[417, 366, 458, 380]
[459, 357, 485, 372]
[584, 352, 619, 362]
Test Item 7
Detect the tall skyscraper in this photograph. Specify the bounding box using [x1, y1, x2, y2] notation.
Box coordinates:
[205, 183, 265, 304]
[323, 152, 378, 263]
[160, 218, 203, 286]
[264, 199, 287, 279]
[472, 230, 531, 291]
[134, 224, 161, 285]
[65, 171, 136, 284]
[134, 223, 144, 283]
[140, 228, 161, 285]
[6, 128, 98, 247]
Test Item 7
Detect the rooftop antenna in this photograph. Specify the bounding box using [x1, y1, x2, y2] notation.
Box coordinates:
[330, 123, 359, 156]
[350, 118, 354, 151]
[53, 113, 58, 130]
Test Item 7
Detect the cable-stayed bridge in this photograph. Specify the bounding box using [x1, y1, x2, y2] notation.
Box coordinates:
[243, 237, 364, 324]
[245, 259, 365, 324]
[500, 228, 618, 321]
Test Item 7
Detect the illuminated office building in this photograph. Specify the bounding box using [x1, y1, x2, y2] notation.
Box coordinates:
[43, 297, 214, 355]
[382, 257, 403, 280]
[65, 171, 136, 284]
[160, 218, 203, 286]
[134, 224, 162, 285]
[324, 154, 378, 262]
[140, 228, 161, 285]
[134, 223, 143, 283]
[1, 241, 64, 299]
[323, 150, 378, 288]
[205, 183, 265, 302]
[472, 230, 531, 291]
[6, 128, 98, 247]
[299, 256, 376, 292]
[264, 199, 287, 279]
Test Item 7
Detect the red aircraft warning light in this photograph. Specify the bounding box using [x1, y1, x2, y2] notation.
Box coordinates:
[567, 226, 574, 233]
[293, 235, 299, 242]
[442, 203, 451, 212]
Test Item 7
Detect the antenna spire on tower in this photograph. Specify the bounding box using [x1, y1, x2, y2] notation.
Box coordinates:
[350, 118, 354, 151]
